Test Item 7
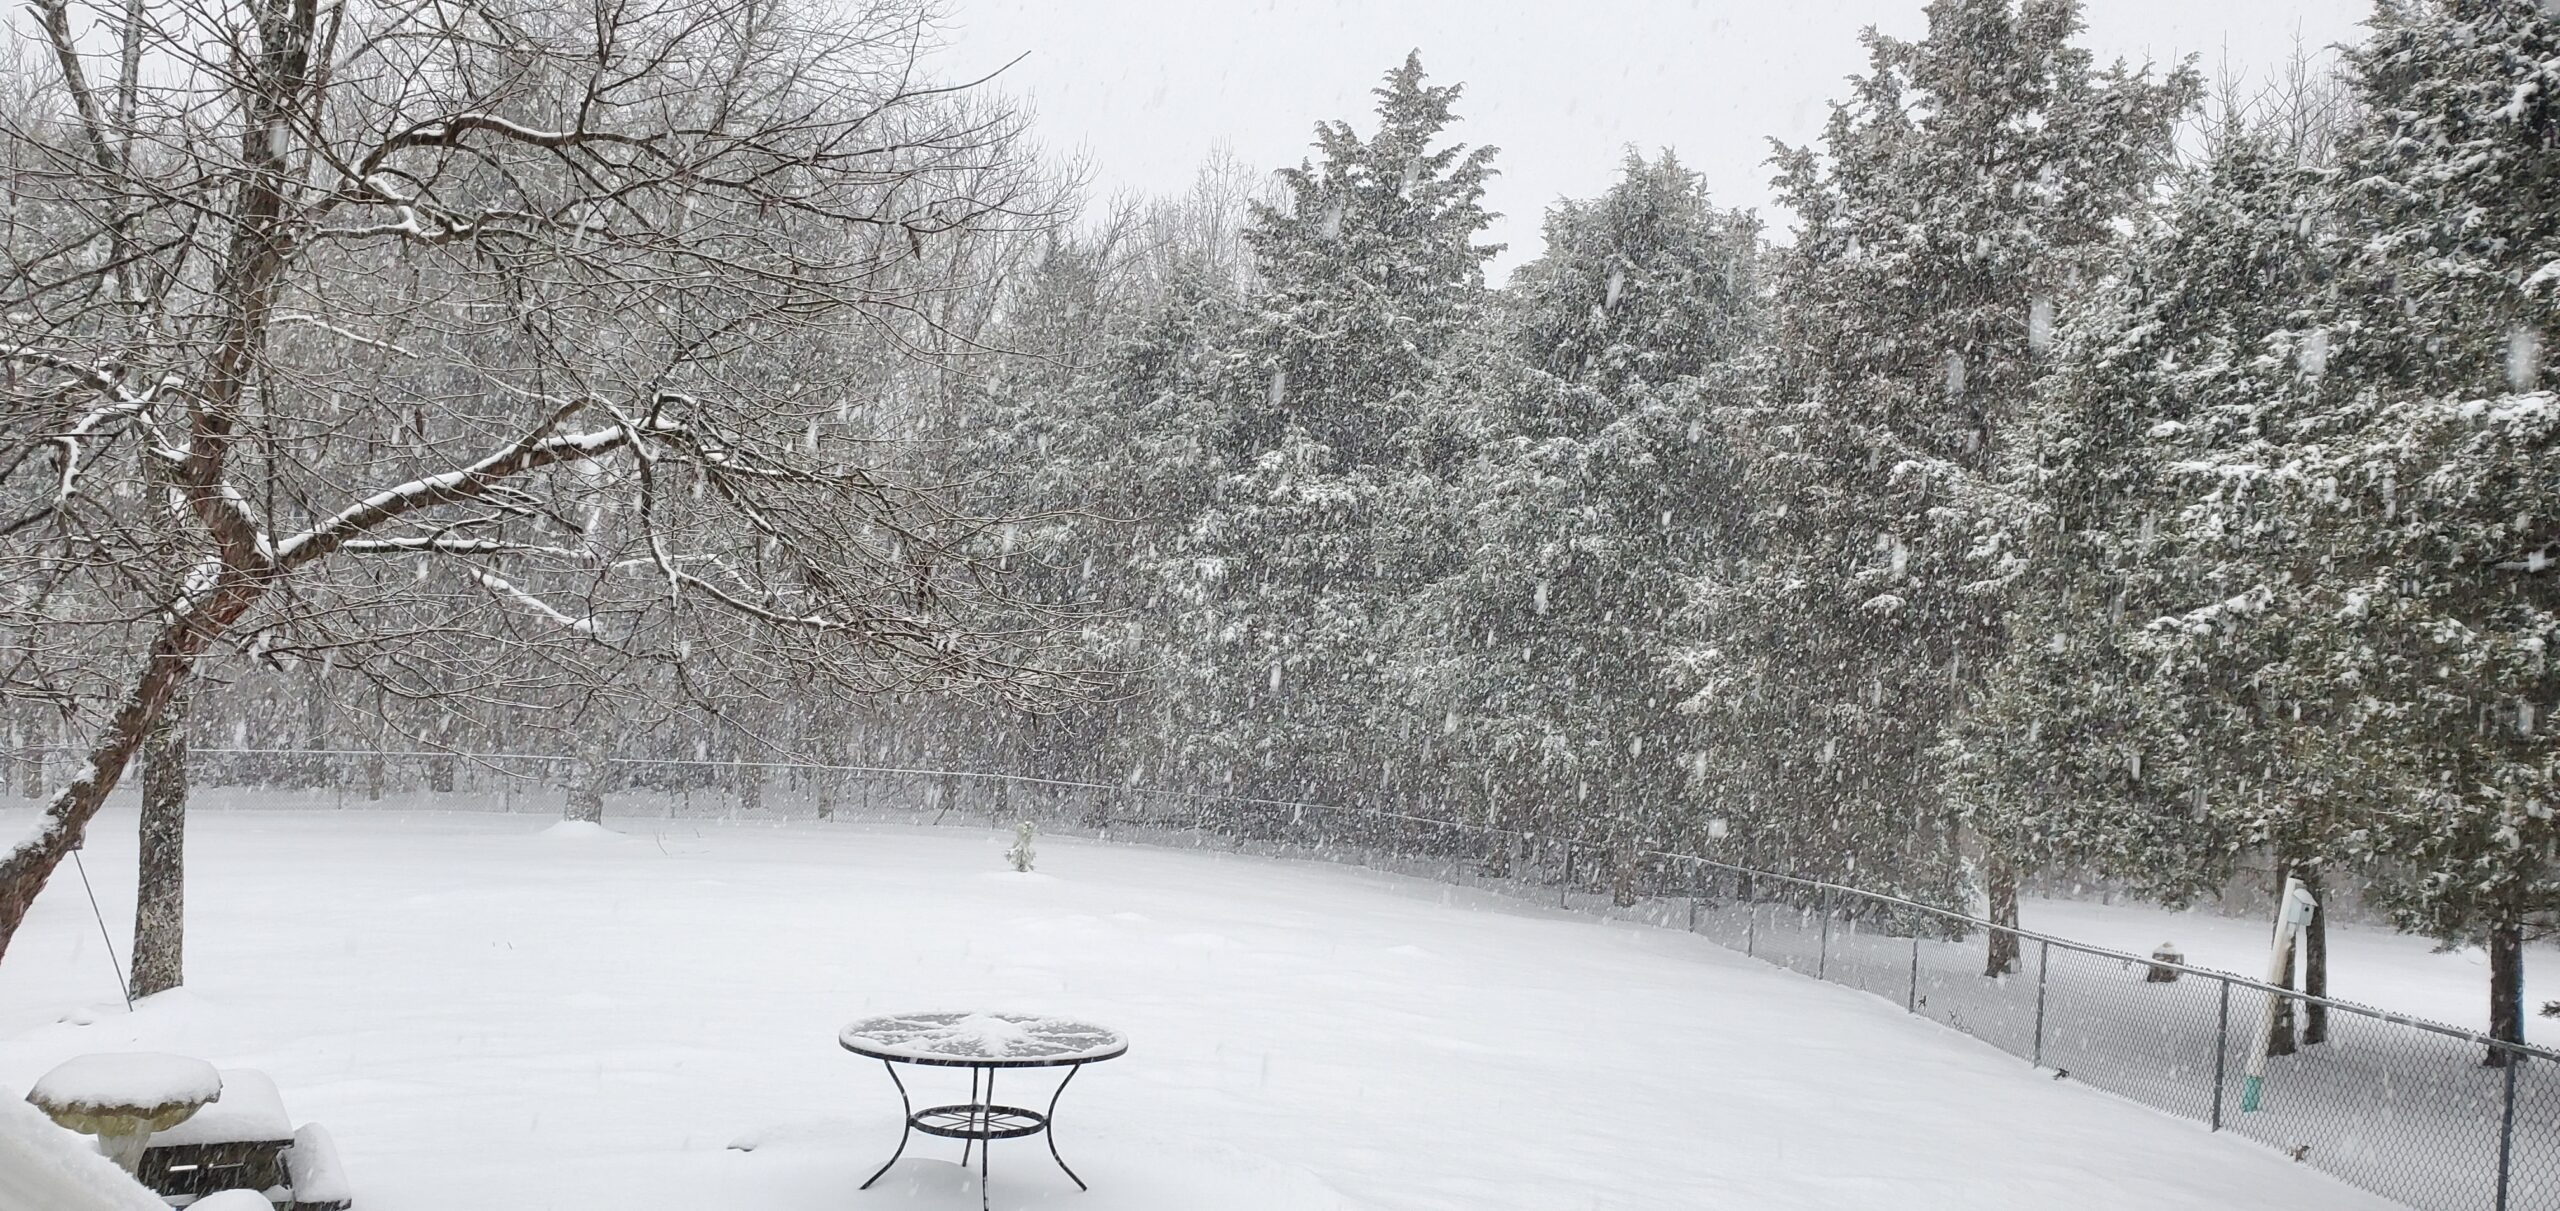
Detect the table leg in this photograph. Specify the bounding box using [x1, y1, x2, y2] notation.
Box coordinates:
[1045, 1062, 1090, 1191]
[979, 1068, 996, 1211]
[858, 1060, 914, 1190]
[960, 1068, 978, 1168]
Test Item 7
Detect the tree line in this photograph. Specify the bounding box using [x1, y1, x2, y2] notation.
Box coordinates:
[936, 0, 2556, 1056]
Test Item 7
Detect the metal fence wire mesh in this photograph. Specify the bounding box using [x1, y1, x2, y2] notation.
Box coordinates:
[40, 744, 2556, 1211]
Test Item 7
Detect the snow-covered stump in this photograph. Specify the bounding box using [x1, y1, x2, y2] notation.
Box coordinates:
[2147, 943, 2183, 983]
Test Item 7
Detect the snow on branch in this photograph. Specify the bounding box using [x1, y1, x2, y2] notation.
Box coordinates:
[274, 403, 630, 569]
[2500, 542, 2558, 575]
[0, 347, 188, 530]
[464, 566, 598, 635]
[337, 535, 599, 561]
[270, 313, 419, 358]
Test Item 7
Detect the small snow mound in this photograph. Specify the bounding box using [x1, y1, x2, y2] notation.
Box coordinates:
[725, 1128, 762, 1152]
[28, 1053, 221, 1115]
[191, 1191, 273, 1211]
[537, 820, 619, 841]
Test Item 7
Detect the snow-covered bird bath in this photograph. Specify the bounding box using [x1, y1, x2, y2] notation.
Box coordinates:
[25, 1051, 220, 1172]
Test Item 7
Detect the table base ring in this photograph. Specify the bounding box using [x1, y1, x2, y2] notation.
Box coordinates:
[911, 1103, 1048, 1141]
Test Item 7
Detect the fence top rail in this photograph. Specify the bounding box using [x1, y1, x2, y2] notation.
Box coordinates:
[170, 744, 2559, 1062]
[1642, 849, 2560, 1060]
[182, 746, 1476, 827]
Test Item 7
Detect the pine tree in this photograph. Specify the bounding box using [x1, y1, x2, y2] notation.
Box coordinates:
[1165, 54, 1499, 804]
[1950, 107, 2365, 1042]
[1400, 152, 1762, 884]
[2297, 0, 2560, 1059]
[1682, 0, 2195, 942]
[1225, 52, 1500, 469]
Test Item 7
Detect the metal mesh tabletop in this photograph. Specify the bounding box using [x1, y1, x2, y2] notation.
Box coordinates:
[839, 1011, 1128, 1068]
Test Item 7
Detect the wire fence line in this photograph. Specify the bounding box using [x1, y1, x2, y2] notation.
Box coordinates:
[17, 742, 2553, 1210]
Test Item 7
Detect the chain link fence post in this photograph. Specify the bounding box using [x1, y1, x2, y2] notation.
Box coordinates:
[1817, 884, 1831, 981]
[2031, 938, 2050, 1069]
[1907, 927, 1921, 1013]
[2211, 978, 2229, 1132]
[2497, 1050, 2518, 1211]
[1745, 883, 1756, 958]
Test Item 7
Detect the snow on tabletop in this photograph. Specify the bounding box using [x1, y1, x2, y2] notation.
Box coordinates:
[28, 1052, 222, 1116]
[0, 1095, 165, 1211]
[149, 1068, 290, 1147]
[839, 1011, 1126, 1063]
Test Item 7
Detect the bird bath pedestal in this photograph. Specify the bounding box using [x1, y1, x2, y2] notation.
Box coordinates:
[26, 1052, 223, 1172]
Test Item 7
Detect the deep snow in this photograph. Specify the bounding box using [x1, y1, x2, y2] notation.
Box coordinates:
[0, 808, 2397, 1211]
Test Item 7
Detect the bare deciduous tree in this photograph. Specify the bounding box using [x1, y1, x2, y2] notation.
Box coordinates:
[0, 0, 1098, 963]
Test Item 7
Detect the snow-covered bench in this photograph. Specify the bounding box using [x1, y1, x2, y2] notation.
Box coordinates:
[134, 1069, 351, 1211]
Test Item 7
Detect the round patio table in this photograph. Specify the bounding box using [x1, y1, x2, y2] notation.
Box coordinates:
[839, 1011, 1126, 1210]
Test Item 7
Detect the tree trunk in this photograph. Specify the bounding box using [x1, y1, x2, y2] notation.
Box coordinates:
[131, 683, 189, 998]
[564, 736, 609, 825]
[299, 659, 330, 787]
[364, 686, 385, 801]
[2267, 858, 2298, 1058]
[427, 727, 457, 794]
[2488, 916, 2525, 1067]
[2301, 868, 2328, 1046]
[1482, 809, 1513, 878]
[6, 0, 320, 968]
[1983, 853, 2022, 976]
[1612, 834, 1639, 908]
[17, 707, 43, 800]
[0, 575, 260, 966]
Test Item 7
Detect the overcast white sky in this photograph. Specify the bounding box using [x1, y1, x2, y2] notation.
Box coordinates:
[939, 0, 2372, 271]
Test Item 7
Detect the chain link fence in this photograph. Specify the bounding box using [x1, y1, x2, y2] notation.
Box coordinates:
[16, 743, 2552, 1210]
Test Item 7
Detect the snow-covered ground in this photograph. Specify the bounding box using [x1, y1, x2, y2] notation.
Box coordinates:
[0, 808, 2395, 1211]
[2021, 896, 2554, 1047]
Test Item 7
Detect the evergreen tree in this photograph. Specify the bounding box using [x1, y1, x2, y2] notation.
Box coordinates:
[1682, 0, 2195, 945]
[1164, 54, 1499, 803]
[2294, 0, 2560, 1058]
[951, 185, 1257, 784]
[1950, 110, 2364, 1042]
[1401, 152, 1761, 888]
